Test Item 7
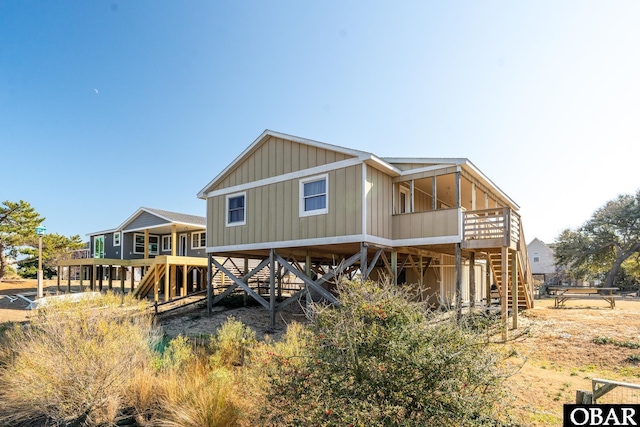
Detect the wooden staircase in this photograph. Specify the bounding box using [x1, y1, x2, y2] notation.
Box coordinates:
[463, 207, 534, 310]
[133, 263, 166, 299]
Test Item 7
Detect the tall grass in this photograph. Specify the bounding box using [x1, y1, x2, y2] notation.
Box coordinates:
[0, 292, 159, 426]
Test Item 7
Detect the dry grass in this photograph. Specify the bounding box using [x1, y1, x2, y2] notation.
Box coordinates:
[505, 298, 640, 426]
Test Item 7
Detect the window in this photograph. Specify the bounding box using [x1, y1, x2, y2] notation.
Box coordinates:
[533, 252, 540, 263]
[162, 236, 172, 252]
[226, 192, 246, 226]
[134, 234, 159, 255]
[191, 231, 206, 249]
[300, 174, 328, 216]
[113, 232, 120, 247]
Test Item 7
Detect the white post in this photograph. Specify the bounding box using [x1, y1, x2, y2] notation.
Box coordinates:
[37, 235, 43, 299]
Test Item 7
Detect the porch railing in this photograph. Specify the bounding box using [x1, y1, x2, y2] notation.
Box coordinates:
[463, 207, 520, 247]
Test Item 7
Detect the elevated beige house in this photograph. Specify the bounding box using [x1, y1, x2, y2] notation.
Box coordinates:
[198, 130, 534, 331]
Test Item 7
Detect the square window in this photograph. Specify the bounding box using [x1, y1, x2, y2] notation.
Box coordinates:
[134, 234, 158, 255]
[191, 232, 206, 249]
[226, 192, 246, 226]
[300, 175, 328, 216]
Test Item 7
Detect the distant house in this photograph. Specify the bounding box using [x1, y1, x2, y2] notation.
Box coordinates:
[86, 207, 207, 261]
[198, 130, 535, 328]
[527, 238, 557, 284]
[57, 207, 208, 300]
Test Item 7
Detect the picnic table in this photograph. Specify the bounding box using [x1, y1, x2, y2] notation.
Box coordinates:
[548, 286, 618, 309]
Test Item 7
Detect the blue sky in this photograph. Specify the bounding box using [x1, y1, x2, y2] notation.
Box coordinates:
[2, 1, 639, 244]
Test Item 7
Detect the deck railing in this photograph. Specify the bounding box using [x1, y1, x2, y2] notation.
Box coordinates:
[463, 208, 520, 247]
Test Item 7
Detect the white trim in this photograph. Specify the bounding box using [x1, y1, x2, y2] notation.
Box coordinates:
[197, 129, 370, 198]
[191, 231, 206, 249]
[161, 235, 172, 252]
[226, 192, 247, 227]
[299, 174, 328, 217]
[205, 231, 464, 254]
[205, 158, 361, 199]
[207, 234, 367, 253]
[362, 164, 367, 237]
[122, 224, 205, 234]
[113, 232, 121, 247]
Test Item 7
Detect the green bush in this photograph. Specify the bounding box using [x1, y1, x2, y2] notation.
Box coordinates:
[210, 316, 257, 367]
[263, 279, 515, 426]
[0, 292, 160, 426]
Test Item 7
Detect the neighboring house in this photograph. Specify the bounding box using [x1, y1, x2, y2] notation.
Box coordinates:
[57, 207, 208, 299]
[198, 130, 534, 329]
[527, 238, 557, 285]
[86, 207, 207, 261]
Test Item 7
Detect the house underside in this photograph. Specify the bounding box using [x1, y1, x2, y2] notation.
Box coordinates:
[205, 207, 535, 338]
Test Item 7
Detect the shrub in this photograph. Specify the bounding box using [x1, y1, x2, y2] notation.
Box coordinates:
[0, 292, 160, 426]
[263, 279, 515, 426]
[210, 316, 256, 367]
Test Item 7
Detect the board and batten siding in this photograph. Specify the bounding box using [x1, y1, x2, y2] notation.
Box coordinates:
[207, 164, 363, 247]
[214, 136, 355, 191]
[391, 209, 459, 240]
[123, 212, 168, 231]
[365, 165, 393, 240]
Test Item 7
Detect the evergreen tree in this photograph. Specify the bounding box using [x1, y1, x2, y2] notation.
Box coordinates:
[0, 200, 44, 280]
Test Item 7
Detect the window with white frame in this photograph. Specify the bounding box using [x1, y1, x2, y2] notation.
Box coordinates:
[113, 232, 120, 247]
[162, 235, 172, 252]
[134, 234, 159, 255]
[300, 174, 328, 216]
[191, 231, 206, 249]
[533, 252, 540, 263]
[226, 192, 246, 226]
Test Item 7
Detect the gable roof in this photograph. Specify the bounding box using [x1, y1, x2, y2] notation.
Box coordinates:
[197, 129, 401, 199]
[197, 130, 519, 209]
[86, 207, 205, 237]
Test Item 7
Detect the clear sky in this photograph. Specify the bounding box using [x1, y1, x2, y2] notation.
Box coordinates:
[2, 1, 639, 244]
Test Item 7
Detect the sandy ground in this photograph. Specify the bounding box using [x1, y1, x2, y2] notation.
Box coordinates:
[1, 279, 639, 426]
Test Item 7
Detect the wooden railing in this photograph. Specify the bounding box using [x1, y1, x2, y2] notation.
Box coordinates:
[463, 208, 520, 248]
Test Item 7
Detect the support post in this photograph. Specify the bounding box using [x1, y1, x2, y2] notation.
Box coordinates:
[511, 249, 519, 329]
[120, 266, 125, 293]
[269, 249, 276, 330]
[455, 243, 462, 322]
[108, 265, 113, 290]
[305, 252, 312, 316]
[79, 266, 84, 292]
[360, 243, 367, 281]
[164, 259, 170, 302]
[469, 251, 476, 310]
[243, 258, 249, 307]
[98, 266, 103, 291]
[67, 267, 71, 293]
[91, 265, 96, 291]
[144, 229, 149, 260]
[391, 250, 398, 285]
[56, 266, 61, 293]
[501, 246, 509, 341]
[130, 267, 135, 292]
[182, 264, 187, 296]
[485, 257, 492, 306]
[207, 255, 213, 314]
[171, 224, 177, 257]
